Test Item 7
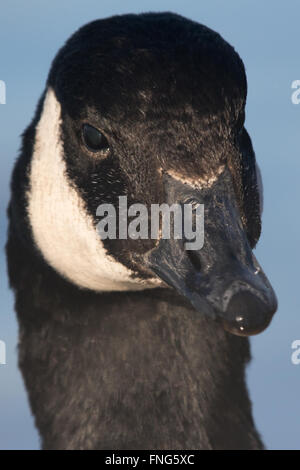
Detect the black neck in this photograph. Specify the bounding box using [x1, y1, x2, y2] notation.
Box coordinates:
[6, 229, 263, 450]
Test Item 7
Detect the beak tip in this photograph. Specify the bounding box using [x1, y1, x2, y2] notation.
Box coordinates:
[221, 290, 277, 337]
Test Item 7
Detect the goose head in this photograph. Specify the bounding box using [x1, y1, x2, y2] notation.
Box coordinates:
[27, 12, 277, 336]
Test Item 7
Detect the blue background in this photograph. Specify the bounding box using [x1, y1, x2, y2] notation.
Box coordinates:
[0, 0, 299, 450]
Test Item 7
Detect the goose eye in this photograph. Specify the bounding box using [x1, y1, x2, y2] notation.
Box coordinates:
[82, 124, 109, 153]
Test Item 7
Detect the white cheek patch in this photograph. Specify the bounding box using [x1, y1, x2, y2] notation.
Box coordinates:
[27, 87, 161, 292]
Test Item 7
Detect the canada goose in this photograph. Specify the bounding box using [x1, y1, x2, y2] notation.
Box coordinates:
[6, 12, 277, 450]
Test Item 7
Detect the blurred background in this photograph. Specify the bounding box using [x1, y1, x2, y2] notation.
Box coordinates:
[0, 0, 299, 450]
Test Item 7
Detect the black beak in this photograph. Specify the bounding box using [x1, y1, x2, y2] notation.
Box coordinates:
[144, 169, 277, 336]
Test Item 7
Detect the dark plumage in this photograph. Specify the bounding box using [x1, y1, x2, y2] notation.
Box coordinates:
[6, 12, 277, 449]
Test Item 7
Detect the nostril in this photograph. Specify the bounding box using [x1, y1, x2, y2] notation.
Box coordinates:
[186, 250, 202, 272]
[222, 291, 275, 336]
